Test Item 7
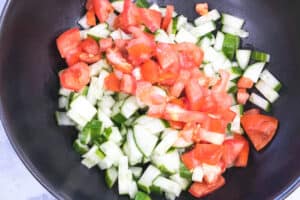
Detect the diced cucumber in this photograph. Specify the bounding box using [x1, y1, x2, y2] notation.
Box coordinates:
[98, 157, 114, 170]
[221, 13, 245, 29]
[222, 33, 240, 60]
[227, 81, 237, 94]
[153, 176, 181, 197]
[105, 167, 118, 188]
[249, 93, 271, 112]
[130, 167, 143, 179]
[133, 125, 159, 157]
[251, 50, 270, 62]
[87, 77, 102, 105]
[89, 59, 111, 77]
[179, 162, 192, 180]
[78, 14, 90, 29]
[155, 29, 174, 43]
[98, 95, 115, 116]
[255, 80, 280, 103]
[236, 49, 251, 69]
[138, 165, 161, 193]
[192, 166, 204, 182]
[112, 0, 124, 13]
[59, 88, 72, 97]
[199, 36, 213, 49]
[127, 129, 143, 165]
[260, 69, 282, 91]
[152, 149, 180, 175]
[165, 192, 176, 200]
[222, 25, 249, 38]
[106, 12, 117, 30]
[98, 108, 114, 128]
[176, 15, 188, 30]
[135, 116, 167, 136]
[73, 139, 89, 155]
[243, 62, 265, 83]
[135, 191, 151, 200]
[214, 31, 225, 51]
[198, 128, 225, 145]
[108, 127, 123, 146]
[55, 111, 75, 126]
[81, 119, 102, 144]
[160, 8, 177, 17]
[191, 21, 216, 38]
[183, 22, 195, 32]
[129, 181, 138, 199]
[228, 67, 243, 81]
[175, 28, 197, 44]
[87, 24, 110, 40]
[149, 3, 160, 12]
[230, 105, 244, 134]
[202, 163, 222, 184]
[203, 63, 215, 77]
[136, 0, 150, 8]
[194, 9, 221, 25]
[118, 156, 132, 195]
[100, 141, 124, 166]
[81, 146, 105, 169]
[58, 96, 68, 109]
[172, 136, 193, 148]
[154, 129, 178, 155]
[121, 96, 140, 119]
[170, 173, 191, 191]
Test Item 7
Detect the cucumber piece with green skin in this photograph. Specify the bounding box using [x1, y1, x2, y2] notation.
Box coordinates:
[154, 129, 178, 155]
[236, 49, 251, 69]
[55, 112, 75, 126]
[243, 62, 266, 83]
[170, 173, 191, 191]
[58, 96, 68, 109]
[86, 24, 110, 40]
[108, 127, 123, 146]
[179, 162, 192, 180]
[153, 176, 182, 197]
[73, 139, 89, 155]
[112, 0, 124, 13]
[175, 28, 197, 44]
[249, 93, 271, 112]
[155, 29, 174, 43]
[260, 69, 282, 91]
[59, 87, 72, 97]
[221, 13, 245, 29]
[121, 96, 140, 119]
[135, 116, 168, 136]
[130, 167, 143, 179]
[251, 50, 270, 62]
[222, 33, 240, 60]
[133, 125, 159, 157]
[81, 145, 105, 169]
[127, 129, 143, 165]
[150, 184, 163, 195]
[78, 14, 90, 29]
[135, 0, 150, 8]
[98, 157, 114, 170]
[100, 141, 124, 166]
[129, 181, 138, 199]
[138, 165, 161, 194]
[228, 67, 243, 80]
[134, 191, 152, 200]
[97, 108, 114, 128]
[165, 192, 176, 200]
[222, 25, 249, 38]
[152, 149, 180, 175]
[230, 105, 244, 134]
[255, 80, 280, 103]
[82, 119, 102, 144]
[111, 113, 127, 125]
[194, 9, 221, 25]
[89, 59, 111, 77]
[118, 156, 132, 195]
[191, 21, 216, 38]
[105, 167, 118, 188]
[227, 81, 237, 94]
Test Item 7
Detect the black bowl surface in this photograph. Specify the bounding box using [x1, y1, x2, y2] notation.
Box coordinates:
[0, 0, 300, 199]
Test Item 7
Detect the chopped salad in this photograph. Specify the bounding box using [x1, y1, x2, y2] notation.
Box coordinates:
[55, 0, 282, 199]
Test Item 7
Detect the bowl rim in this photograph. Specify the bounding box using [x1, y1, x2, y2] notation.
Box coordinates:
[0, 0, 299, 199]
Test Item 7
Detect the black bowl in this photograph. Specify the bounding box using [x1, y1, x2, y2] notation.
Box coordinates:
[0, 0, 299, 199]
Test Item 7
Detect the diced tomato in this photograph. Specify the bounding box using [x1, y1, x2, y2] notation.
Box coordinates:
[140, 60, 160, 83]
[106, 48, 133, 73]
[59, 62, 90, 91]
[194, 144, 223, 165]
[212, 70, 230, 93]
[158, 71, 178, 86]
[127, 41, 154, 65]
[237, 76, 254, 89]
[198, 95, 218, 113]
[162, 5, 174, 30]
[218, 108, 236, 124]
[85, 0, 93, 10]
[169, 120, 185, 130]
[117, 0, 140, 32]
[193, 128, 225, 145]
[79, 53, 101, 64]
[156, 43, 179, 70]
[195, 3, 209, 16]
[114, 39, 128, 49]
[92, 0, 113, 23]
[99, 38, 113, 52]
[212, 92, 233, 112]
[170, 70, 191, 97]
[56, 28, 81, 58]
[204, 118, 227, 133]
[139, 8, 162, 32]
[80, 37, 100, 55]
[86, 10, 96, 26]
[65, 47, 82, 66]
[244, 108, 260, 115]
[164, 103, 208, 123]
[169, 98, 185, 108]
[234, 134, 250, 167]
[181, 149, 201, 170]
[120, 74, 136, 94]
[104, 73, 121, 92]
[237, 89, 250, 105]
[175, 43, 204, 69]
[189, 176, 225, 198]
[241, 114, 279, 151]
[185, 78, 204, 111]
[147, 103, 166, 118]
[222, 137, 245, 168]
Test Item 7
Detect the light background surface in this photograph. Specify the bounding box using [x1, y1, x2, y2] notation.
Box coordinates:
[0, 0, 298, 199]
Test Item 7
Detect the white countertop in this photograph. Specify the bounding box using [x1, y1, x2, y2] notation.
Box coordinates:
[0, 0, 298, 199]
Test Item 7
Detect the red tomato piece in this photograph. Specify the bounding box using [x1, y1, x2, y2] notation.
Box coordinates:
[156, 43, 179, 70]
[189, 176, 225, 198]
[194, 144, 223, 165]
[237, 76, 254, 89]
[162, 5, 174, 30]
[140, 60, 160, 83]
[169, 120, 185, 130]
[104, 73, 121, 92]
[244, 108, 260, 115]
[205, 118, 227, 133]
[79, 52, 101, 64]
[222, 137, 245, 168]
[120, 74, 136, 94]
[241, 114, 279, 151]
[212, 70, 230, 93]
[218, 108, 236, 124]
[92, 0, 113, 23]
[139, 8, 162, 32]
[237, 89, 250, 105]
[85, 0, 93, 10]
[234, 134, 250, 167]
[117, 0, 140, 32]
[175, 43, 204, 69]
[181, 149, 201, 170]
[114, 39, 128, 49]
[59, 62, 90, 91]
[106, 48, 133, 73]
[80, 38, 99, 55]
[99, 38, 113, 52]
[170, 70, 191, 97]
[86, 10, 96, 26]
[185, 78, 204, 111]
[158, 71, 178, 86]
[65, 47, 82, 66]
[195, 3, 208, 16]
[56, 28, 81, 58]
[147, 103, 166, 118]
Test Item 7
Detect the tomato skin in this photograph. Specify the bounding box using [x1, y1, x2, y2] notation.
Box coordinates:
[156, 43, 179, 70]
[241, 114, 279, 151]
[195, 3, 209, 16]
[140, 60, 160, 83]
[194, 144, 224, 166]
[59, 62, 90, 91]
[222, 137, 245, 168]
[244, 108, 260, 115]
[120, 74, 136, 94]
[189, 176, 225, 198]
[234, 134, 250, 167]
[106, 48, 133, 73]
[86, 10, 96, 26]
[181, 149, 201, 170]
[117, 0, 140, 32]
[99, 38, 113, 52]
[170, 70, 191, 97]
[92, 0, 113, 23]
[162, 5, 174, 30]
[175, 43, 204, 69]
[139, 8, 162, 32]
[79, 52, 101, 64]
[56, 28, 81, 58]
[80, 38, 99, 55]
[127, 41, 154, 65]
[237, 76, 254, 89]
[169, 120, 185, 130]
[104, 73, 121, 92]
[237, 89, 250, 105]
[65, 47, 82, 66]
[147, 103, 166, 118]
[86, 0, 94, 10]
[185, 78, 204, 111]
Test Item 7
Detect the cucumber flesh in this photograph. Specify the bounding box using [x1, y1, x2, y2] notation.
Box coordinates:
[135, 115, 167, 136]
[221, 13, 244, 29]
[251, 50, 270, 62]
[192, 166, 204, 182]
[214, 31, 225, 51]
[243, 62, 265, 83]
[105, 167, 118, 188]
[255, 80, 280, 103]
[121, 96, 140, 119]
[222, 25, 249, 38]
[249, 93, 271, 112]
[130, 167, 143, 179]
[175, 28, 197, 44]
[152, 149, 180, 175]
[134, 191, 151, 200]
[260, 69, 282, 91]
[154, 129, 178, 155]
[194, 9, 221, 25]
[191, 21, 216, 38]
[153, 176, 182, 197]
[138, 165, 161, 193]
[236, 49, 251, 69]
[170, 173, 191, 190]
[127, 129, 143, 165]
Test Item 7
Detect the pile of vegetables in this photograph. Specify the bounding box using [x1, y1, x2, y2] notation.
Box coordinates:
[55, 0, 281, 199]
